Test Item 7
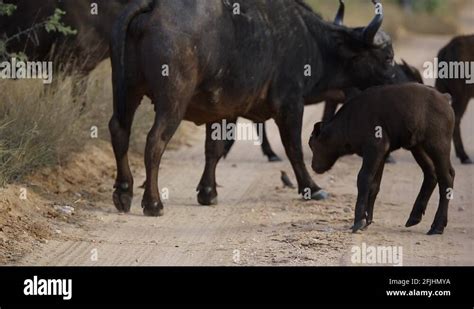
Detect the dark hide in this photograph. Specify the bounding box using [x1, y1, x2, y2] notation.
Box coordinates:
[309, 84, 455, 235]
[435, 35, 474, 164]
[109, 0, 396, 216]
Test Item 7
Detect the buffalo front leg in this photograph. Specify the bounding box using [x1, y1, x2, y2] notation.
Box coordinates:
[275, 96, 327, 201]
[353, 146, 387, 233]
[365, 158, 386, 228]
[109, 91, 143, 213]
[197, 122, 229, 206]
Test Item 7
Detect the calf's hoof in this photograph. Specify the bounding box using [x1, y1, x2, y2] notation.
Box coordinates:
[311, 190, 329, 201]
[197, 186, 218, 206]
[352, 219, 367, 233]
[427, 227, 444, 235]
[461, 157, 473, 165]
[142, 200, 164, 217]
[267, 154, 282, 162]
[112, 183, 133, 213]
[405, 217, 422, 228]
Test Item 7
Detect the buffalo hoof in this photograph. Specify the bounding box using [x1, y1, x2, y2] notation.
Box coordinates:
[362, 220, 373, 230]
[142, 201, 164, 217]
[352, 219, 367, 233]
[267, 155, 282, 162]
[427, 227, 444, 235]
[311, 190, 329, 201]
[405, 217, 421, 228]
[385, 155, 397, 164]
[112, 183, 133, 213]
[197, 186, 218, 206]
[461, 157, 473, 165]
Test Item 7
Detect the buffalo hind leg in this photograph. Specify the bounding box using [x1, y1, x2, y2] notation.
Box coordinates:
[426, 146, 455, 235]
[197, 122, 229, 206]
[142, 94, 188, 216]
[406, 147, 437, 227]
[275, 96, 327, 201]
[109, 90, 143, 213]
[259, 122, 281, 162]
[452, 96, 471, 164]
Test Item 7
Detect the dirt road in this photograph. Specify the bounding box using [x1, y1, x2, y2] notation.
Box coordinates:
[15, 10, 474, 266]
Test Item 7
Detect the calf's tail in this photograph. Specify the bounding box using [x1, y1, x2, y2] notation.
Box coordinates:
[111, 0, 155, 126]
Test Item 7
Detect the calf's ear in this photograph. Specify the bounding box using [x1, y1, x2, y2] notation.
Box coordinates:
[313, 122, 324, 138]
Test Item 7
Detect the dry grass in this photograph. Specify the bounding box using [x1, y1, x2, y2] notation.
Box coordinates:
[0, 75, 83, 185]
[0, 61, 197, 185]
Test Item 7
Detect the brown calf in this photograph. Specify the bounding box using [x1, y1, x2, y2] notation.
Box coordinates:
[309, 84, 455, 235]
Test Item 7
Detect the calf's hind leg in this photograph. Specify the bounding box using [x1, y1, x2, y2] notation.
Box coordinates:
[426, 147, 455, 235]
[406, 147, 438, 227]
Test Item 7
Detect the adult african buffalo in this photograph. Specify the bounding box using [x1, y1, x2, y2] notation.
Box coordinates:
[223, 59, 424, 162]
[218, 1, 422, 163]
[109, 0, 396, 216]
[1, 0, 128, 98]
[435, 35, 474, 164]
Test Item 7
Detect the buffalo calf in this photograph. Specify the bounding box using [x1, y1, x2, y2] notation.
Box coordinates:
[309, 84, 455, 235]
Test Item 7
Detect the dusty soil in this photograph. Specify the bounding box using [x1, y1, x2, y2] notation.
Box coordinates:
[1, 5, 474, 266]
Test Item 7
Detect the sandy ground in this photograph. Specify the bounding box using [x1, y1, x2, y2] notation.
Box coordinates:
[2, 6, 474, 267]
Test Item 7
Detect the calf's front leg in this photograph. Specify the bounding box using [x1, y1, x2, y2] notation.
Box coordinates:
[365, 159, 386, 228]
[353, 146, 387, 233]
